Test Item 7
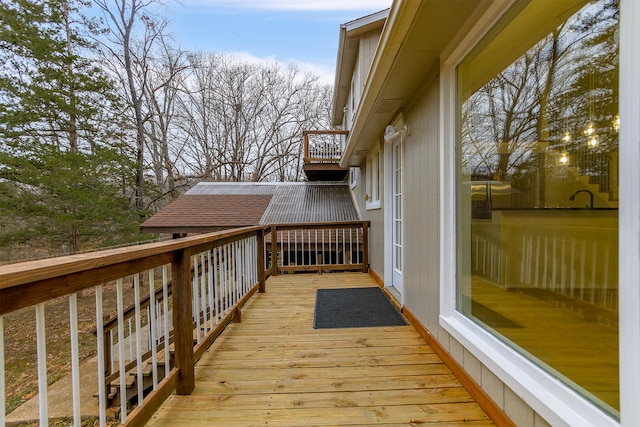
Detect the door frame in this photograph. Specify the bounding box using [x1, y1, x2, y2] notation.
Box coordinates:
[384, 116, 405, 304]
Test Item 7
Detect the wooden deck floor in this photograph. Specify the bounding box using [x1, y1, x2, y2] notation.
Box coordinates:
[147, 272, 494, 426]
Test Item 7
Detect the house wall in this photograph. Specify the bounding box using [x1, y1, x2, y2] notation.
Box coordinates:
[402, 74, 440, 333]
[346, 27, 385, 127]
[351, 143, 385, 279]
[357, 29, 382, 95]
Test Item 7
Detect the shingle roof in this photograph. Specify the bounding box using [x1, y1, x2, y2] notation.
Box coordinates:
[139, 194, 272, 234]
[140, 182, 361, 234]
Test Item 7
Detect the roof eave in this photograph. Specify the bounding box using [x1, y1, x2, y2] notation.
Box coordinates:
[340, 0, 483, 168]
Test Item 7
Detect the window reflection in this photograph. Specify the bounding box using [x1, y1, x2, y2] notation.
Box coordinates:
[456, 0, 619, 416]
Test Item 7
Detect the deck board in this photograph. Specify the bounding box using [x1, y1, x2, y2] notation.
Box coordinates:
[147, 272, 494, 426]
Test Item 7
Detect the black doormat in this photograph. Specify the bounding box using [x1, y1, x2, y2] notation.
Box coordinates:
[313, 287, 407, 329]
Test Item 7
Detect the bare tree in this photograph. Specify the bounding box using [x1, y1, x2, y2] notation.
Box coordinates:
[141, 28, 190, 207]
[95, 0, 163, 215]
[177, 53, 331, 183]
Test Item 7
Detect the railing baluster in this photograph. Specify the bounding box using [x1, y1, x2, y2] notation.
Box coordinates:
[193, 256, 201, 344]
[287, 230, 290, 267]
[356, 227, 360, 264]
[222, 245, 228, 314]
[322, 229, 325, 265]
[35, 302, 48, 426]
[128, 318, 134, 363]
[235, 241, 240, 304]
[134, 274, 144, 407]
[116, 278, 128, 423]
[329, 229, 332, 264]
[69, 292, 81, 425]
[109, 330, 115, 374]
[148, 270, 158, 391]
[213, 248, 220, 322]
[208, 250, 215, 330]
[95, 285, 107, 427]
[200, 253, 208, 336]
[162, 265, 170, 377]
[349, 228, 353, 264]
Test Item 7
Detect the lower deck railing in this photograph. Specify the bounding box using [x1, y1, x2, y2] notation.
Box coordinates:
[0, 221, 369, 426]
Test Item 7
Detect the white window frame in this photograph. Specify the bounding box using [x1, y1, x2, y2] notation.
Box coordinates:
[349, 167, 358, 189]
[366, 145, 381, 210]
[438, 1, 630, 426]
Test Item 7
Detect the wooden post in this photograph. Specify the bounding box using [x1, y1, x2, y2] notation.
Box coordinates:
[362, 221, 369, 273]
[303, 132, 309, 161]
[257, 228, 266, 293]
[271, 225, 278, 277]
[172, 249, 195, 395]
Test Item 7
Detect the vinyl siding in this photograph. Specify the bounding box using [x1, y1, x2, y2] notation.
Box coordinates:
[353, 142, 385, 278]
[403, 74, 441, 334]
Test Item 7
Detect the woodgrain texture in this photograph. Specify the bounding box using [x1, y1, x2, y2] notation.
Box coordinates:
[147, 272, 495, 426]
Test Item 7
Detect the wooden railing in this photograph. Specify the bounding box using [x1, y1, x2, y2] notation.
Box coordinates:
[303, 130, 349, 164]
[268, 221, 369, 275]
[0, 221, 369, 426]
[0, 226, 266, 427]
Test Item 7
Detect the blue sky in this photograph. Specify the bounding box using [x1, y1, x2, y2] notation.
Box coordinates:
[164, 0, 391, 84]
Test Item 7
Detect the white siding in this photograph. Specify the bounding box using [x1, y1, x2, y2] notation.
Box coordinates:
[358, 29, 382, 94]
[403, 75, 440, 333]
[353, 142, 385, 279]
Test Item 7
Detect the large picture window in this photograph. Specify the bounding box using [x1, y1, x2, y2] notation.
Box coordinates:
[456, 0, 619, 418]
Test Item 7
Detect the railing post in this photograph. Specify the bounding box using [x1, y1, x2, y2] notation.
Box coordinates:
[257, 229, 266, 293]
[303, 132, 310, 161]
[362, 221, 369, 273]
[271, 225, 279, 277]
[172, 249, 195, 395]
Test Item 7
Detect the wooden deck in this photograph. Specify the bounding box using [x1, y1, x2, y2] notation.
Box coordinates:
[147, 272, 494, 426]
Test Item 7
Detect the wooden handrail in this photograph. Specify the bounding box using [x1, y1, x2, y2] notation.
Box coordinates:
[0, 226, 262, 315]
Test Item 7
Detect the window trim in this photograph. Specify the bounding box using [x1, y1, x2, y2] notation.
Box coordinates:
[439, 1, 624, 426]
[349, 167, 358, 189]
[366, 145, 381, 210]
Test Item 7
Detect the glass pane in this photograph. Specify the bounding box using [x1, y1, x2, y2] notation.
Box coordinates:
[456, 0, 619, 417]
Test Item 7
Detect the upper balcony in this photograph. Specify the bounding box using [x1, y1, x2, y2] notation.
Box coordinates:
[302, 130, 350, 182]
[0, 222, 510, 426]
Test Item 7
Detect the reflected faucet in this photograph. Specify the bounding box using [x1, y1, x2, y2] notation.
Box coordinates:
[569, 189, 594, 209]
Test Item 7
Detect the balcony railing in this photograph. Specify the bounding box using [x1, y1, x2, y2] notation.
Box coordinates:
[303, 130, 349, 164]
[0, 221, 369, 426]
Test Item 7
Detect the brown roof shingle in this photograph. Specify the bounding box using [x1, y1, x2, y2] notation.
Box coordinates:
[140, 194, 272, 233]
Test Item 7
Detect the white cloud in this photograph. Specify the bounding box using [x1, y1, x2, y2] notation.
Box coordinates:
[184, 0, 391, 11]
[223, 51, 335, 85]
